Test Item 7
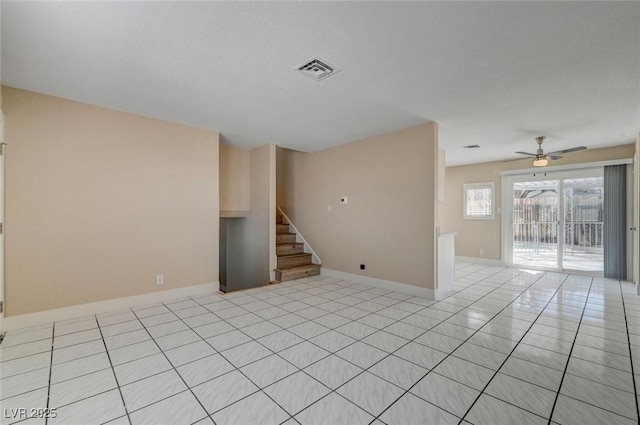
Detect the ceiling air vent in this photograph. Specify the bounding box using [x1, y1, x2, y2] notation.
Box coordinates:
[463, 144, 481, 149]
[295, 56, 340, 81]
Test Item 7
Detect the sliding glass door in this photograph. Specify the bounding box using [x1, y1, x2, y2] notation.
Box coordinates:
[507, 169, 604, 273]
[562, 177, 604, 272]
[512, 180, 560, 269]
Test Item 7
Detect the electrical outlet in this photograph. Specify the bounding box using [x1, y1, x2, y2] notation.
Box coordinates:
[479, 249, 485, 256]
[156, 275, 164, 285]
[327, 204, 332, 212]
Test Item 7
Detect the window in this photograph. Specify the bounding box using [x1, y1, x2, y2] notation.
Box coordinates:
[464, 182, 495, 220]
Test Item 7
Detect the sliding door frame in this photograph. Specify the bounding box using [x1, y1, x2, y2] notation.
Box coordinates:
[501, 158, 634, 276]
[502, 167, 606, 274]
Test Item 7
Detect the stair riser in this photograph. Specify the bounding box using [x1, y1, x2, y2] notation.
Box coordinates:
[276, 215, 283, 224]
[276, 233, 297, 244]
[277, 254, 312, 269]
[276, 244, 304, 256]
[276, 266, 321, 282]
[276, 224, 290, 233]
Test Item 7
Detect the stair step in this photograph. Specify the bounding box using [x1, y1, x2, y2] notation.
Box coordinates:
[275, 264, 321, 282]
[277, 253, 312, 269]
[276, 242, 304, 256]
[276, 233, 297, 244]
[276, 214, 283, 224]
[276, 224, 290, 234]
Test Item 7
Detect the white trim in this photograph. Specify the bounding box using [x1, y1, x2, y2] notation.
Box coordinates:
[635, 133, 640, 289]
[499, 158, 633, 176]
[455, 256, 505, 266]
[627, 164, 634, 281]
[277, 207, 322, 265]
[501, 173, 510, 265]
[0, 111, 5, 334]
[321, 268, 440, 300]
[3, 282, 219, 332]
[269, 144, 277, 283]
[463, 181, 495, 220]
[502, 166, 609, 273]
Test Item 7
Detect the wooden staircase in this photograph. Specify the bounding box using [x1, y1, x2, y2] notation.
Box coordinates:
[274, 213, 321, 282]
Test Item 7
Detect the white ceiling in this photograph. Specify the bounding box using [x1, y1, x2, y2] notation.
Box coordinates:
[2, 1, 639, 166]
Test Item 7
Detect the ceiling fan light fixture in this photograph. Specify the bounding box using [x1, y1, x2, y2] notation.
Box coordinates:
[533, 156, 548, 167]
[512, 136, 587, 166]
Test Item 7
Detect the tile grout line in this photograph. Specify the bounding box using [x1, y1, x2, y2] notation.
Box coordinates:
[0, 346, 53, 365]
[220, 283, 397, 413]
[1, 318, 137, 367]
[0, 268, 514, 402]
[618, 280, 640, 422]
[35, 318, 214, 419]
[10, 278, 368, 424]
[294, 269, 539, 422]
[392, 273, 564, 422]
[36, 273, 567, 422]
[203, 283, 399, 421]
[2, 272, 455, 424]
[44, 323, 55, 425]
[186, 275, 425, 420]
[28, 281, 344, 417]
[196, 275, 442, 421]
[188, 280, 416, 415]
[547, 283, 640, 420]
[161, 300, 301, 424]
[371, 269, 561, 424]
[291, 268, 537, 421]
[129, 308, 222, 425]
[5, 265, 635, 425]
[161, 286, 347, 416]
[280, 267, 532, 421]
[0, 334, 54, 349]
[456, 272, 575, 424]
[544, 276, 594, 425]
[95, 315, 133, 425]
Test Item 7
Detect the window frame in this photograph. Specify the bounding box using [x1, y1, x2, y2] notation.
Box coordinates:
[463, 182, 496, 220]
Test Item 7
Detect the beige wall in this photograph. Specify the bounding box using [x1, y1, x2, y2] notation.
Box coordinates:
[249, 144, 276, 285]
[439, 143, 635, 260]
[220, 144, 249, 212]
[3, 87, 220, 316]
[283, 123, 439, 289]
[276, 146, 289, 210]
[222, 144, 276, 290]
[277, 146, 304, 213]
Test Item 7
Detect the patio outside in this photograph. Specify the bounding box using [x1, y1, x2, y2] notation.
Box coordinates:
[512, 177, 604, 272]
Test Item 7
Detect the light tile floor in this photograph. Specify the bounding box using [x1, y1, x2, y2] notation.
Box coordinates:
[1, 262, 639, 425]
[513, 249, 603, 272]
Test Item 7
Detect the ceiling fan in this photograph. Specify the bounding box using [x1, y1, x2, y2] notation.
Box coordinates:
[510, 136, 587, 167]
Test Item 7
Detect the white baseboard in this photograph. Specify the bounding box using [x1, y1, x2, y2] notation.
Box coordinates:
[3, 282, 219, 332]
[455, 256, 505, 266]
[321, 268, 437, 300]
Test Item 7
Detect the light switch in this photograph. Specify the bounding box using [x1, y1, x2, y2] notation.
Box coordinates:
[328, 204, 332, 212]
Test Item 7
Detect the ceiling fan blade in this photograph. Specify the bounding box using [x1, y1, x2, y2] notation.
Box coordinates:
[514, 151, 536, 157]
[547, 146, 587, 155]
[548, 154, 563, 160]
[502, 157, 528, 163]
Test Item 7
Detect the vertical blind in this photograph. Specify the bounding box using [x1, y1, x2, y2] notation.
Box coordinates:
[603, 164, 627, 279]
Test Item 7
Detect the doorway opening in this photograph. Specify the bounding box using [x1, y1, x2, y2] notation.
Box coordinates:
[506, 168, 605, 274]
